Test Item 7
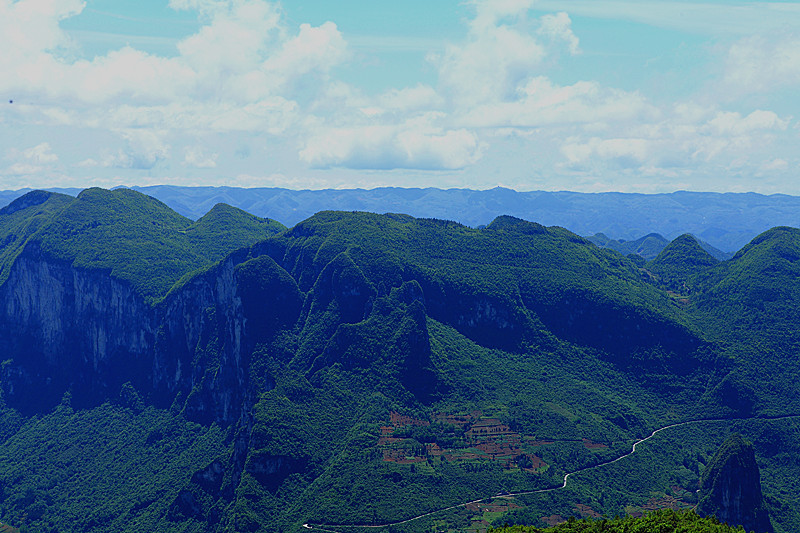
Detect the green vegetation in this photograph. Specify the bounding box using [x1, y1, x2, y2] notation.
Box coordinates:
[697, 434, 772, 532]
[0, 192, 799, 533]
[0, 402, 225, 533]
[0, 190, 73, 286]
[0, 188, 285, 302]
[647, 234, 719, 292]
[588, 232, 670, 260]
[488, 509, 754, 532]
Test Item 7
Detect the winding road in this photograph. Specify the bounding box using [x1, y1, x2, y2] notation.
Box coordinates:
[302, 413, 800, 532]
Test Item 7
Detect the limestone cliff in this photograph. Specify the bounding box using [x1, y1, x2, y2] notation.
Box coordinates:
[698, 434, 773, 533]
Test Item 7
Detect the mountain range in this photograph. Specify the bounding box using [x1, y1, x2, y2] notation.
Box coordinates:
[2, 186, 800, 253]
[0, 188, 797, 532]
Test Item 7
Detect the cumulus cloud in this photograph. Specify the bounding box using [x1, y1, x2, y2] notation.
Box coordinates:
[0, 0, 345, 118]
[538, 12, 580, 55]
[459, 77, 656, 128]
[97, 99, 298, 134]
[3, 142, 60, 176]
[1, 0, 796, 188]
[177, 1, 282, 83]
[0, 0, 357, 178]
[0, 0, 85, 60]
[19, 142, 59, 165]
[722, 32, 800, 95]
[557, 105, 793, 176]
[379, 85, 443, 112]
[184, 146, 218, 168]
[433, 2, 580, 108]
[434, 4, 543, 106]
[708, 110, 789, 136]
[78, 130, 170, 170]
[300, 114, 483, 170]
[470, 0, 536, 31]
[562, 137, 650, 169]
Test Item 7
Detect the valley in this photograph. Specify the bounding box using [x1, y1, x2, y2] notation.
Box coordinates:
[307, 413, 800, 532]
[0, 188, 797, 532]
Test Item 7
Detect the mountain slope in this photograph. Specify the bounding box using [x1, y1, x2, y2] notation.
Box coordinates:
[1, 193, 800, 532]
[587, 232, 670, 260]
[646, 234, 719, 292]
[0, 190, 74, 285]
[124, 186, 800, 252]
[2, 188, 285, 302]
[589, 232, 731, 261]
[4, 186, 800, 253]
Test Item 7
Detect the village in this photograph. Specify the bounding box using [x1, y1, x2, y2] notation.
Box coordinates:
[377, 411, 550, 471]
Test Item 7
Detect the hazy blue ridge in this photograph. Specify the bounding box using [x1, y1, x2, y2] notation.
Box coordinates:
[3, 185, 798, 252]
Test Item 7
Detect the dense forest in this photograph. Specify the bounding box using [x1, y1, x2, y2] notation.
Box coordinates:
[488, 509, 754, 532]
[0, 188, 797, 533]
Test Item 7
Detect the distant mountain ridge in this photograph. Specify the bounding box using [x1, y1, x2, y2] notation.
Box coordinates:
[587, 232, 732, 261]
[2, 186, 800, 252]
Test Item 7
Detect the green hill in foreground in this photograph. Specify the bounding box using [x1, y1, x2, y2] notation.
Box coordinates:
[489, 509, 757, 532]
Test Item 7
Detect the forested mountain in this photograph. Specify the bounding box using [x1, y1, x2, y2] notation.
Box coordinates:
[587, 232, 731, 261]
[0, 189, 797, 533]
[488, 509, 754, 533]
[3, 186, 800, 252]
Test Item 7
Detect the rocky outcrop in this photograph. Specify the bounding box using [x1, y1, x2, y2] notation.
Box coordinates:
[698, 434, 773, 533]
[0, 249, 155, 412]
[0, 245, 291, 426]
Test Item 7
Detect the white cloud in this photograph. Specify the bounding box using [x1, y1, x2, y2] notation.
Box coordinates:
[68, 48, 193, 103]
[96, 99, 298, 134]
[76, 158, 100, 168]
[81, 130, 170, 170]
[177, 0, 282, 81]
[379, 84, 442, 112]
[533, 1, 800, 36]
[3, 162, 45, 176]
[0, 0, 344, 120]
[460, 76, 656, 128]
[434, 3, 548, 106]
[21, 142, 59, 165]
[0, 0, 797, 190]
[722, 33, 800, 95]
[262, 22, 348, 81]
[708, 110, 789, 136]
[470, 0, 536, 30]
[0, 0, 85, 60]
[169, 0, 231, 16]
[562, 137, 649, 168]
[184, 146, 218, 168]
[3, 141, 60, 176]
[556, 104, 793, 176]
[538, 12, 580, 55]
[300, 114, 483, 170]
[762, 158, 789, 172]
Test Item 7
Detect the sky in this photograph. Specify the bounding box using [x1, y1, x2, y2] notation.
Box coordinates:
[2, 0, 800, 194]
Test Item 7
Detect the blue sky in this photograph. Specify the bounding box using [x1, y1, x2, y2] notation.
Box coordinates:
[2, 0, 799, 193]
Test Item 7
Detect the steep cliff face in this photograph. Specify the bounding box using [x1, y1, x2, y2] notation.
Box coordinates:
[0, 250, 155, 412]
[698, 434, 773, 533]
[154, 255, 250, 425]
[0, 245, 261, 426]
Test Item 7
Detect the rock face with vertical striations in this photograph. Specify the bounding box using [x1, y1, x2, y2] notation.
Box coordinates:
[698, 434, 773, 533]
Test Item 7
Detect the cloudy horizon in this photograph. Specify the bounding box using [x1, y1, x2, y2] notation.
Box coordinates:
[2, 0, 799, 194]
